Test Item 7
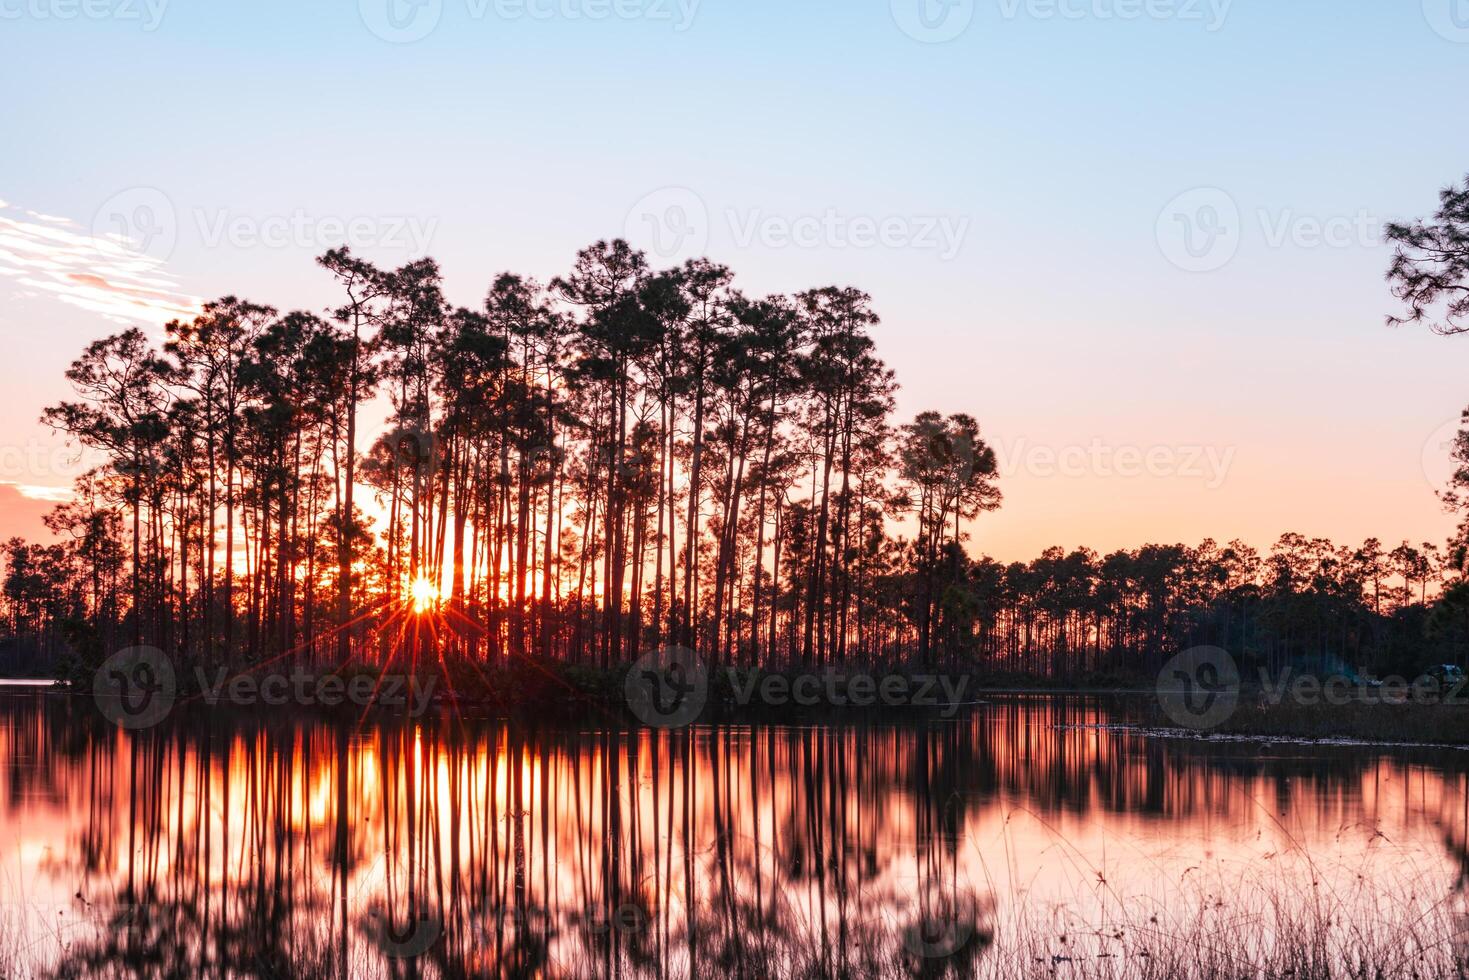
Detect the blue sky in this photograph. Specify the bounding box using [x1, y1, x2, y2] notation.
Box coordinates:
[2, 0, 1468, 559]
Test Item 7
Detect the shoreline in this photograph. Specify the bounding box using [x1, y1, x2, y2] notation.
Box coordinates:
[11, 665, 1469, 748]
[1076, 721, 1469, 751]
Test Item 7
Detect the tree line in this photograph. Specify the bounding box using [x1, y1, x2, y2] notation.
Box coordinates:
[1, 242, 1001, 677]
[3, 215, 1469, 681]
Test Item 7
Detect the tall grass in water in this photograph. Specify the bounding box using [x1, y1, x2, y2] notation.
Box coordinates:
[977, 869, 1469, 980]
[0, 871, 1465, 979]
[673, 869, 1469, 980]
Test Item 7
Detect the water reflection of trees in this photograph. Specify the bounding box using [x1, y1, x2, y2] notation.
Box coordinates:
[0, 692, 1465, 977]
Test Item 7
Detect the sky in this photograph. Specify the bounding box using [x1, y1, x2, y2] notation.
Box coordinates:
[1, 0, 1467, 562]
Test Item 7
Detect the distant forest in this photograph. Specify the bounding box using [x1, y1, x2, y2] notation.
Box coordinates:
[6, 173, 1469, 683]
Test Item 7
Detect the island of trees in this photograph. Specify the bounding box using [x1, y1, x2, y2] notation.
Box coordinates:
[5, 171, 1469, 693]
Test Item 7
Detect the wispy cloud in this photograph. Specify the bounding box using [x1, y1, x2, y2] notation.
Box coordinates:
[0, 200, 199, 326]
[4, 482, 74, 503]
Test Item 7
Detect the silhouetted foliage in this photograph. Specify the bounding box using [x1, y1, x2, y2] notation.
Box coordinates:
[3, 241, 1466, 683]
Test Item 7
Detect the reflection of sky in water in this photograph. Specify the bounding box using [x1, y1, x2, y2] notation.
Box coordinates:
[1, 692, 1466, 976]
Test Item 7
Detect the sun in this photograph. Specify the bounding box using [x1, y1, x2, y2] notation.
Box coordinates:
[409, 577, 440, 614]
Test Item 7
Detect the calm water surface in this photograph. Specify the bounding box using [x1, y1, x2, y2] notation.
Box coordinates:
[1, 689, 1466, 978]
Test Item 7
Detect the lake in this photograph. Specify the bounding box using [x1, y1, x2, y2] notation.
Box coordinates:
[0, 688, 1466, 978]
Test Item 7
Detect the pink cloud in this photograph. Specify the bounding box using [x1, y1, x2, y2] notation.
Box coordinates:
[0, 200, 198, 326]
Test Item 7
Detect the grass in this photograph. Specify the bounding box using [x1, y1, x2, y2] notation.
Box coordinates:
[979, 871, 1468, 980]
[670, 868, 1469, 980]
[7, 875, 1463, 979]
